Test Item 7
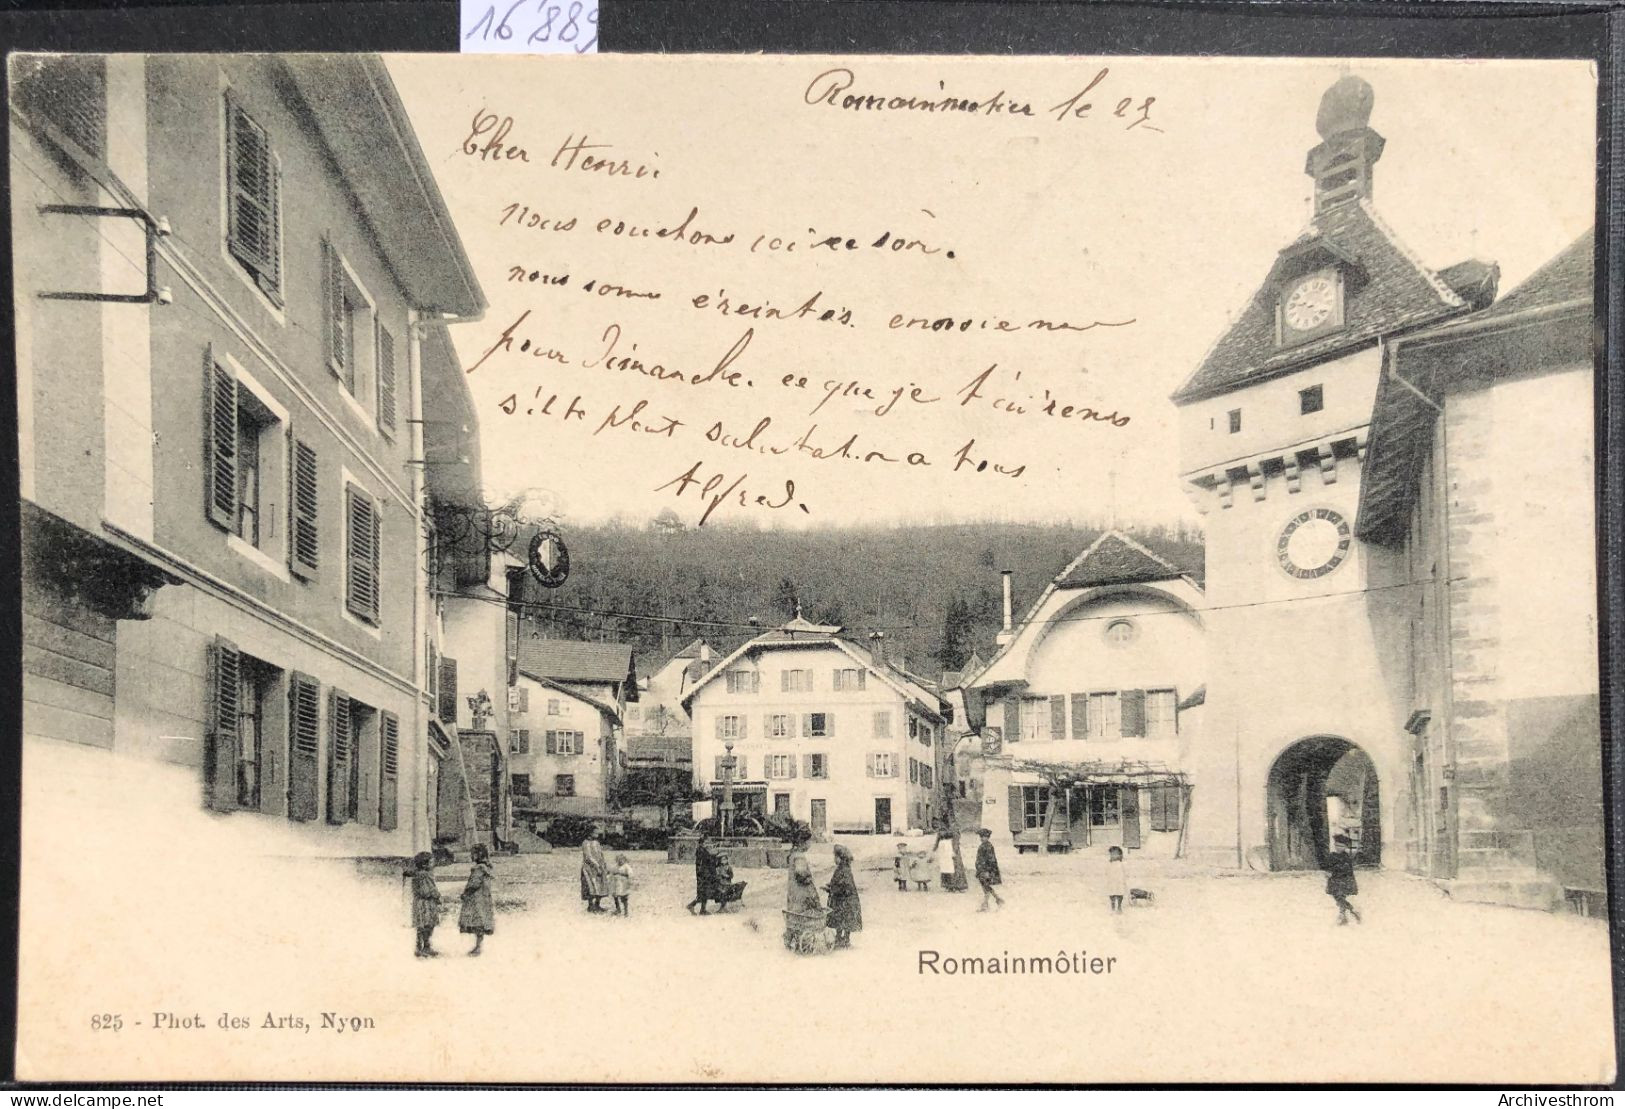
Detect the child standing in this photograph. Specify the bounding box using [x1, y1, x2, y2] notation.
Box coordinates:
[1106, 845, 1128, 914]
[405, 851, 442, 958]
[974, 828, 1005, 911]
[458, 844, 495, 956]
[893, 842, 910, 891]
[611, 853, 633, 916]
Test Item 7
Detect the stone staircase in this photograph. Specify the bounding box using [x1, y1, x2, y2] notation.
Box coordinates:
[1443, 829, 1564, 912]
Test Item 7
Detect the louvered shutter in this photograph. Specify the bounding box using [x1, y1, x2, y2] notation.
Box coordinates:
[713, 755, 724, 780]
[1070, 693, 1089, 740]
[735, 756, 747, 779]
[376, 322, 398, 436]
[288, 435, 319, 578]
[378, 710, 399, 832]
[327, 690, 353, 824]
[203, 349, 237, 531]
[516, 687, 529, 713]
[345, 486, 379, 623]
[257, 673, 286, 818]
[438, 657, 458, 724]
[225, 96, 280, 298]
[825, 713, 834, 737]
[865, 753, 875, 778]
[1121, 689, 1147, 738]
[286, 672, 321, 821]
[1007, 784, 1024, 832]
[205, 637, 241, 811]
[1049, 695, 1067, 740]
[1002, 697, 1021, 744]
[788, 754, 797, 779]
[546, 731, 558, 755]
[323, 238, 346, 376]
[1122, 787, 1142, 849]
[801, 714, 812, 737]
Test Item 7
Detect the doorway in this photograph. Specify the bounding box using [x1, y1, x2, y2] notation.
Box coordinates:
[874, 797, 892, 835]
[810, 799, 827, 838]
[773, 792, 791, 817]
[1267, 737, 1381, 870]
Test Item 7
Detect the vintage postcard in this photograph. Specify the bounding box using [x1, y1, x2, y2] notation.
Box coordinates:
[9, 51, 1611, 1084]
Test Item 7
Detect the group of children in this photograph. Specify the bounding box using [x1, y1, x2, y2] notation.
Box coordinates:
[404, 829, 1366, 957]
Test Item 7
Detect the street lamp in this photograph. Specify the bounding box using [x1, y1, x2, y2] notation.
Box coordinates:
[720, 740, 737, 839]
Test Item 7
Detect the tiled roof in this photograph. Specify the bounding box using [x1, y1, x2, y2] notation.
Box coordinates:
[1472, 228, 1592, 320]
[518, 638, 635, 684]
[1054, 531, 1190, 589]
[626, 735, 692, 764]
[517, 670, 622, 723]
[1436, 259, 1500, 311]
[671, 638, 708, 660]
[1172, 199, 1468, 403]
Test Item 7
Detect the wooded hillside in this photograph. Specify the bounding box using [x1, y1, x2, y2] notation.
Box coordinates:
[516, 518, 1204, 682]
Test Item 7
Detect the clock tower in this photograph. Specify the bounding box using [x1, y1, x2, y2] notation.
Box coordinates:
[1169, 74, 1496, 869]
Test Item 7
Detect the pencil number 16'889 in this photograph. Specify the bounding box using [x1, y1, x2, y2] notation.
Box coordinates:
[465, 1, 599, 53]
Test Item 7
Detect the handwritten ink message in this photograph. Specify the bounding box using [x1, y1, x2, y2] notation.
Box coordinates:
[433, 61, 1168, 526]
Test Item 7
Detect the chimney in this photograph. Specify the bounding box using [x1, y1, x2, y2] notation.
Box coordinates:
[996, 570, 1015, 647]
[698, 642, 711, 662]
[1306, 74, 1384, 214]
[869, 630, 886, 666]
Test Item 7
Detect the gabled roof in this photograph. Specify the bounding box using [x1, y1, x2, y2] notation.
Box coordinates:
[518, 638, 637, 687]
[1172, 199, 1468, 403]
[1054, 531, 1189, 590]
[626, 735, 692, 765]
[1355, 228, 1594, 546]
[1469, 229, 1592, 322]
[517, 669, 621, 724]
[680, 619, 947, 720]
[671, 638, 708, 660]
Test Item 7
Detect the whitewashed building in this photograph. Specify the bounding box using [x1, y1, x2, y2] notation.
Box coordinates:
[684, 616, 950, 838]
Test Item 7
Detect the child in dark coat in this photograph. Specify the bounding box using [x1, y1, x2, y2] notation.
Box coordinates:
[975, 828, 1005, 912]
[824, 844, 863, 949]
[458, 844, 496, 955]
[405, 851, 442, 958]
[1325, 834, 1362, 925]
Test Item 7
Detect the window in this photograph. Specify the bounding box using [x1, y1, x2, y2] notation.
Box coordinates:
[873, 711, 892, 738]
[555, 774, 576, 797]
[13, 56, 107, 159]
[1228, 408, 1242, 434]
[1020, 697, 1050, 741]
[204, 352, 309, 571]
[1088, 693, 1120, 739]
[232, 656, 273, 809]
[232, 391, 273, 547]
[767, 714, 791, 739]
[767, 753, 795, 780]
[918, 721, 934, 748]
[376, 323, 398, 438]
[322, 241, 378, 412]
[547, 730, 582, 756]
[717, 715, 745, 740]
[344, 484, 381, 624]
[1300, 384, 1324, 415]
[1020, 785, 1054, 830]
[806, 753, 828, 779]
[1147, 783, 1184, 831]
[548, 699, 561, 716]
[511, 773, 531, 799]
[225, 94, 282, 304]
[908, 758, 919, 784]
[869, 752, 896, 778]
[1145, 690, 1178, 737]
[804, 712, 830, 738]
[773, 792, 791, 816]
[908, 717, 919, 740]
[509, 729, 531, 755]
[1087, 786, 1121, 827]
[1105, 619, 1137, 646]
[833, 668, 866, 692]
[921, 763, 934, 789]
[325, 693, 373, 826]
[726, 670, 760, 694]
[781, 669, 813, 692]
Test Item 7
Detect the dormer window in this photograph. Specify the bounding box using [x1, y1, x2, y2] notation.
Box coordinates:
[1277, 268, 1344, 346]
[1300, 384, 1325, 415]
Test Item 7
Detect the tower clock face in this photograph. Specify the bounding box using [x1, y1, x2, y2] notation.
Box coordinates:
[1277, 507, 1352, 579]
[1283, 273, 1338, 332]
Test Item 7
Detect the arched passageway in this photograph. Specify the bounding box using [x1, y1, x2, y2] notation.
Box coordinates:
[1266, 737, 1381, 870]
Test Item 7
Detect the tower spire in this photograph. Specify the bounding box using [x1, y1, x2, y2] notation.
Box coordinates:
[1306, 74, 1385, 214]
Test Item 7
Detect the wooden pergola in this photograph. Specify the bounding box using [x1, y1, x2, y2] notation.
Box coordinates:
[989, 756, 1195, 856]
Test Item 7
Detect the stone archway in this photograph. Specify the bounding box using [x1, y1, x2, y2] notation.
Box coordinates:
[1266, 737, 1381, 870]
